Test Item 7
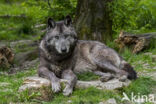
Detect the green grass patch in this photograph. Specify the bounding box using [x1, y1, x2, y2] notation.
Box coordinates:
[0, 18, 36, 40]
[45, 87, 120, 104]
[120, 77, 156, 97]
[0, 2, 46, 40]
[37, 77, 156, 104]
[120, 48, 156, 72]
[14, 42, 36, 53]
[0, 0, 77, 41]
[0, 66, 156, 103]
[0, 68, 36, 104]
[76, 72, 100, 81]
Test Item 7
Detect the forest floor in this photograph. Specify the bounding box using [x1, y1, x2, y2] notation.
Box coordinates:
[0, 39, 156, 104]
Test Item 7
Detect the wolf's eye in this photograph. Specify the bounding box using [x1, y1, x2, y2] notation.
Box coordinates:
[55, 36, 59, 39]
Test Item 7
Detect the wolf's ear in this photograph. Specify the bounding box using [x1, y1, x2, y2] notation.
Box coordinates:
[64, 15, 72, 26]
[48, 18, 56, 28]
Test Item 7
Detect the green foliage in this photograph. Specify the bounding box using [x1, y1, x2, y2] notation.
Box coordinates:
[120, 48, 156, 72]
[77, 72, 99, 81]
[17, 19, 34, 34]
[19, 89, 41, 102]
[0, 0, 155, 40]
[0, 3, 37, 40]
[23, 0, 77, 21]
[0, 68, 36, 104]
[120, 77, 156, 96]
[48, 87, 119, 104]
[0, 50, 156, 103]
[148, 37, 156, 49]
[105, 41, 120, 52]
[48, 0, 77, 20]
[0, 0, 77, 40]
[109, 0, 156, 35]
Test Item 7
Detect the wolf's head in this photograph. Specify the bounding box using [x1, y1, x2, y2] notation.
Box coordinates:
[44, 16, 77, 55]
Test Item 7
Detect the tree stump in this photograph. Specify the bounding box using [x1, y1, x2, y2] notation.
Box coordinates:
[0, 47, 14, 69]
[115, 31, 156, 53]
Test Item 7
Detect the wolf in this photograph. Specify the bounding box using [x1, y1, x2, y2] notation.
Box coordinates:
[38, 16, 137, 96]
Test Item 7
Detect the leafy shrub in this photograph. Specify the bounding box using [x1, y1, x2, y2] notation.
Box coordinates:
[109, 0, 156, 35]
[23, 0, 77, 21]
[0, 0, 77, 40]
[17, 19, 34, 34]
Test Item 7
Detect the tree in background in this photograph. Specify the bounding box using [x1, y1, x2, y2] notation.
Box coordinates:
[75, 0, 113, 42]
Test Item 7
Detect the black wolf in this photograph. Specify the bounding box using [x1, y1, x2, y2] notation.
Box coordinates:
[38, 16, 137, 96]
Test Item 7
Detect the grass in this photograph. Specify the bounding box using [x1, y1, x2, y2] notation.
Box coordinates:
[47, 88, 120, 104]
[0, 0, 76, 41]
[0, 68, 36, 104]
[106, 40, 156, 73]
[0, 18, 37, 40]
[0, 37, 155, 103]
[0, 45, 156, 103]
[14, 42, 36, 53]
[120, 48, 156, 72]
[120, 77, 156, 96]
[77, 72, 99, 81]
[0, 69, 156, 103]
[0, 2, 47, 41]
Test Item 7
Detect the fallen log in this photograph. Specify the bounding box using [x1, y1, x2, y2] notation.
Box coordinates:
[115, 31, 156, 53]
[18, 76, 131, 101]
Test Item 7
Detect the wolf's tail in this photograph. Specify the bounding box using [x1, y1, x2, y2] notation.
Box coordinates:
[122, 63, 137, 80]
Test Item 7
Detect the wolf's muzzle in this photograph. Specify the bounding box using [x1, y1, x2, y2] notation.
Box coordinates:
[61, 47, 67, 53]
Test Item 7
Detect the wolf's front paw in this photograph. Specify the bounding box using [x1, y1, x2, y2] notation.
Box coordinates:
[51, 81, 61, 93]
[63, 86, 73, 96]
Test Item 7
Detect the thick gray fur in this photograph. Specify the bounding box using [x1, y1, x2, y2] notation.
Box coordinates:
[38, 16, 137, 96]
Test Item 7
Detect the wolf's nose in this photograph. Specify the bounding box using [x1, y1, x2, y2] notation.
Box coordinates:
[61, 47, 67, 53]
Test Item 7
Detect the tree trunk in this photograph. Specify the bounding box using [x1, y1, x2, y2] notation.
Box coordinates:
[74, 0, 113, 42]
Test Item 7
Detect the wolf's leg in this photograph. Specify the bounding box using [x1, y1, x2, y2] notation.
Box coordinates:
[121, 62, 137, 80]
[93, 71, 113, 77]
[38, 66, 61, 93]
[93, 58, 128, 78]
[61, 69, 77, 96]
[93, 71, 115, 82]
